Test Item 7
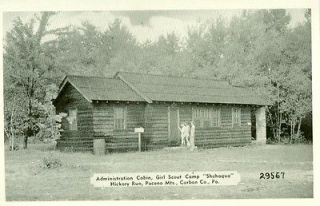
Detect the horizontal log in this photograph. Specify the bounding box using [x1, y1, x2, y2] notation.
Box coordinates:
[78, 111, 92, 113]
[196, 135, 251, 141]
[57, 140, 93, 145]
[57, 141, 93, 145]
[108, 140, 138, 144]
[196, 129, 251, 133]
[195, 138, 251, 145]
[148, 134, 168, 139]
[198, 143, 249, 149]
[195, 132, 251, 137]
[59, 138, 94, 142]
[108, 135, 137, 139]
[106, 144, 138, 149]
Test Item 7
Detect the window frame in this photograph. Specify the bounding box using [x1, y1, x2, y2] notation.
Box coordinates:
[210, 107, 221, 127]
[232, 107, 241, 127]
[67, 108, 78, 131]
[113, 106, 127, 130]
[192, 106, 221, 128]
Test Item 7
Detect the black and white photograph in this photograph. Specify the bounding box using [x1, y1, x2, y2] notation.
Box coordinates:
[0, 0, 318, 204]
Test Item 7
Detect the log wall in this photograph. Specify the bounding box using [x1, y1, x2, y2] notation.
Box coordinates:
[92, 102, 145, 152]
[194, 105, 252, 147]
[54, 83, 94, 152]
[143, 104, 170, 150]
[143, 103, 253, 150]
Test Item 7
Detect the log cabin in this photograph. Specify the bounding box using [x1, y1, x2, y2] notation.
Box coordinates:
[53, 72, 269, 153]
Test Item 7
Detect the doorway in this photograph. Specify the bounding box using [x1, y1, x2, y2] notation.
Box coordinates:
[168, 104, 180, 146]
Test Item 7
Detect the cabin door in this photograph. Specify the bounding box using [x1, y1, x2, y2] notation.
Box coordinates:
[168, 104, 180, 146]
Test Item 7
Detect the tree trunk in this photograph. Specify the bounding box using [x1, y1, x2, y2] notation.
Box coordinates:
[293, 118, 297, 143]
[10, 96, 16, 150]
[10, 118, 14, 150]
[24, 96, 33, 150]
[290, 120, 293, 144]
[296, 117, 302, 138]
[23, 136, 28, 149]
[267, 110, 277, 141]
[23, 126, 32, 149]
[4, 127, 13, 150]
[278, 112, 282, 142]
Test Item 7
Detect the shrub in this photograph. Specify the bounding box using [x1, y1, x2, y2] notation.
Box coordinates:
[9, 145, 19, 151]
[291, 133, 309, 144]
[267, 133, 310, 145]
[42, 156, 62, 169]
[266, 138, 278, 144]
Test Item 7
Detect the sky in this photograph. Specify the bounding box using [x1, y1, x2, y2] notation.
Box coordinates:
[3, 9, 307, 43]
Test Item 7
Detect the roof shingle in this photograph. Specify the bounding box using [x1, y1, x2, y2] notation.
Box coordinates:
[61, 75, 145, 102]
[116, 72, 268, 105]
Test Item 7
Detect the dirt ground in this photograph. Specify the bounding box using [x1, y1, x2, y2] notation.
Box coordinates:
[5, 143, 313, 200]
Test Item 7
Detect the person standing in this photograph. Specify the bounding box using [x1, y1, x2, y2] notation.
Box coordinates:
[189, 121, 196, 151]
[178, 123, 186, 146]
[185, 123, 191, 146]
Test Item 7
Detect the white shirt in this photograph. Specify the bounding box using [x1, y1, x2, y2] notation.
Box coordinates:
[190, 125, 195, 137]
[184, 125, 190, 137]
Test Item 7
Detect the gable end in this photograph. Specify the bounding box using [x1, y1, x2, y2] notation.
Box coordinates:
[53, 79, 91, 107]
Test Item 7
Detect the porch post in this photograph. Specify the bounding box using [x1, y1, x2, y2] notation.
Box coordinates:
[255, 106, 266, 144]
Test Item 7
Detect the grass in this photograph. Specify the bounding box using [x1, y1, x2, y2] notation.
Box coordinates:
[5, 143, 313, 200]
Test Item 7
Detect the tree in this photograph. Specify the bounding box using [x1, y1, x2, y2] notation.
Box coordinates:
[4, 12, 61, 149]
[55, 19, 138, 76]
[183, 9, 312, 142]
[280, 66, 311, 142]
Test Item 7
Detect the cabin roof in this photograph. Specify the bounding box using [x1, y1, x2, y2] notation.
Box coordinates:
[115, 72, 269, 105]
[54, 75, 145, 103]
[54, 72, 270, 106]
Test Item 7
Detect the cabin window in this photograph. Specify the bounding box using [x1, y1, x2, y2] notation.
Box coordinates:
[67, 109, 77, 130]
[193, 107, 221, 128]
[232, 107, 241, 127]
[114, 106, 127, 130]
[210, 108, 221, 127]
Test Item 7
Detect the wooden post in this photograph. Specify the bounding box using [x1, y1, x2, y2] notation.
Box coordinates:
[138, 133, 141, 152]
[255, 106, 266, 144]
[134, 127, 144, 152]
[93, 139, 105, 155]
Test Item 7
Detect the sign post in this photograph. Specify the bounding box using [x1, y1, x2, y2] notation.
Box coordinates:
[138, 133, 141, 152]
[134, 127, 144, 152]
